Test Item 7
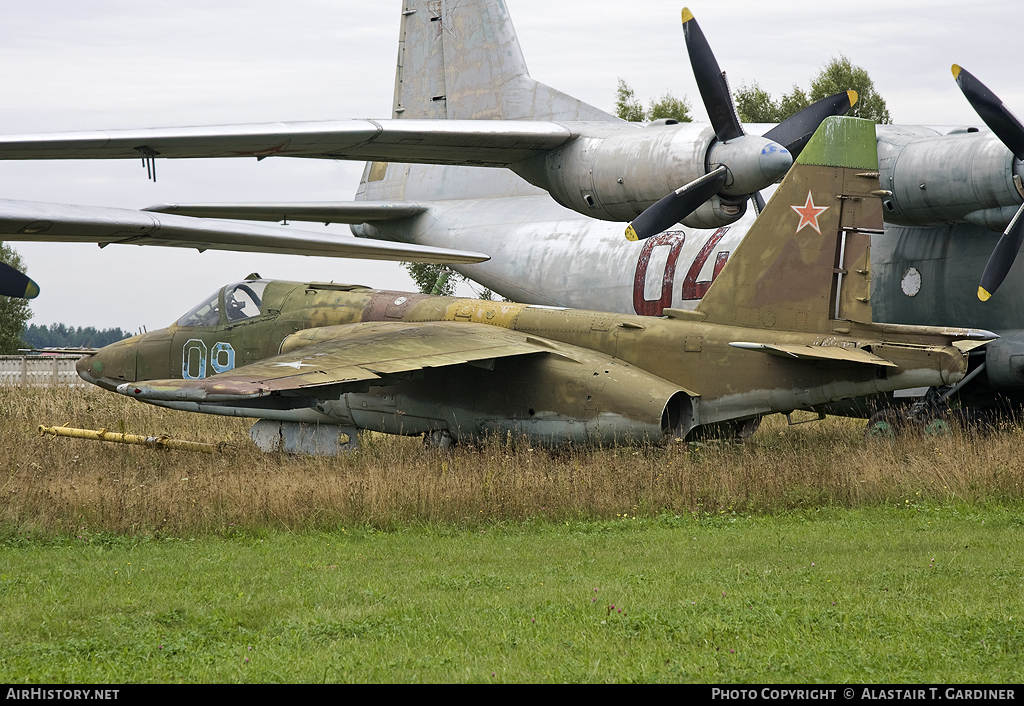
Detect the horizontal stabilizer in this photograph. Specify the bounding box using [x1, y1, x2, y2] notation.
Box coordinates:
[0, 198, 488, 264]
[952, 338, 995, 353]
[118, 321, 557, 403]
[729, 342, 899, 367]
[144, 201, 427, 224]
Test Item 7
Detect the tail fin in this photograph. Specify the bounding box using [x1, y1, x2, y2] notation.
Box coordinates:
[696, 116, 881, 331]
[391, 0, 615, 121]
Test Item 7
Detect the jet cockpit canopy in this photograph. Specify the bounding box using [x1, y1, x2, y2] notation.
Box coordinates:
[176, 280, 269, 328]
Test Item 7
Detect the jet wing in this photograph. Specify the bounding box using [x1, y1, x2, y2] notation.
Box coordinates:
[117, 321, 557, 403]
[729, 342, 899, 367]
[0, 198, 488, 264]
[0, 119, 575, 166]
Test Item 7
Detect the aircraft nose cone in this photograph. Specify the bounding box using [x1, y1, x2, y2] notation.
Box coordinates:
[78, 337, 139, 389]
[758, 141, 792, 183]
[75, 353, 98, 383]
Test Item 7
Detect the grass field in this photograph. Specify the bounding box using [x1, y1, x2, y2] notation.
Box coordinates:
[2, 386, 1024, 682]
[3, 510, 1023, 683]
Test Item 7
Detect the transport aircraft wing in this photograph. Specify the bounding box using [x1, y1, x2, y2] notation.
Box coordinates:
[0, 199, 488, 264]
[143, 202, 429, 223]
[0, 120, 574, 166]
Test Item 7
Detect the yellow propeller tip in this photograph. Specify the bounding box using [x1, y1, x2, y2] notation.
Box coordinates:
[952, 64, 962, 79]
[847, 90, 858, 107]
[978, 286, 992, 301]
[681, 7, 694, 24]
[24, 282, 40, 299]
[625, 225, 639, 242]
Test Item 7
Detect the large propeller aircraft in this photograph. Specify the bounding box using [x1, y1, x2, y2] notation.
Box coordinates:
[0, 1, 1022, 420]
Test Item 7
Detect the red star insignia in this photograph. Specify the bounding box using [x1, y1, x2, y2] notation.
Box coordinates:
[790, 192, 830, 234]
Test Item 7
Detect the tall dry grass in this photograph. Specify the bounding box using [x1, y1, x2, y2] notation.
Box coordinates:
[3, 386, 1024, 535]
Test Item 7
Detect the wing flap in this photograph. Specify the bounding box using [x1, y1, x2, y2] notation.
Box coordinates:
[0, 198, 488, 263]
[365, 343, 542, 374]
[730, 342, 899, 367]
[119, 322, 556, 403]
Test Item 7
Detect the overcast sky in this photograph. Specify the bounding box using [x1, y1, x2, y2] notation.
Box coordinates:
[0, 0, 1019, 330]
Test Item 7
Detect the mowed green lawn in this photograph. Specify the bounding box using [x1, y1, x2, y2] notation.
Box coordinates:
[2, 505, 1023, 683]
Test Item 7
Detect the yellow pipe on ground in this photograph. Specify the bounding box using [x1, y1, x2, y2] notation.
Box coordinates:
[38, 425, 227, 453]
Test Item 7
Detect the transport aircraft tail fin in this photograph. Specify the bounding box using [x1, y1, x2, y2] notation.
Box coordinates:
[391, 0, 615, 121]
[696, 116, 881, 332]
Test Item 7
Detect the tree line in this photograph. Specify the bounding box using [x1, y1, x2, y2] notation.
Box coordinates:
[615, 55, 891, 125]
[21, 323, 131, 350]
[0, 243, 32, 353]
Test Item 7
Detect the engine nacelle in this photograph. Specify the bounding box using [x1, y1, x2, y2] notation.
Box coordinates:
[877, 126, 1024, 229]
[984, 330, 1024, 391]
[679, 195, 748, 229]
[512, 122, 718, 223]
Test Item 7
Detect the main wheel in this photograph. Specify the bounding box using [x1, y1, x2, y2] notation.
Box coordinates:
[424, 428, 454, 450]
[864, 409, 899, 441]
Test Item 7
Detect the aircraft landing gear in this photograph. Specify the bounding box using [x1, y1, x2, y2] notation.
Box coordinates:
[863, 390, 957, 441]
[922, 418, 951, 437]
[864, 363, 990, 441]
[734, 415, 762, 440]
[864, 409, 899, 441]
[424, 428, 455, 450]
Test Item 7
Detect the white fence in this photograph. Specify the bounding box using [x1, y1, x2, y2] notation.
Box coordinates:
[0, 355, 87, 386]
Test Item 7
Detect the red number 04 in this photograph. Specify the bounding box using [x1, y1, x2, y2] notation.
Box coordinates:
[632, 227, 730, 315]
[681, 227, 730, 300]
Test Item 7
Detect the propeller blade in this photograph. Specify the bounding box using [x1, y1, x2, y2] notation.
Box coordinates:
[762, 91, 859, 158]
[625, 166, 728, 241]
[0, 261, 39, 299]
[681, 8, 743, 143]
[953, 65, 1024, 160]
[951, 66, 1024, 300]
[752, 191, 766, 216]
[978, 202, 1024, 301]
